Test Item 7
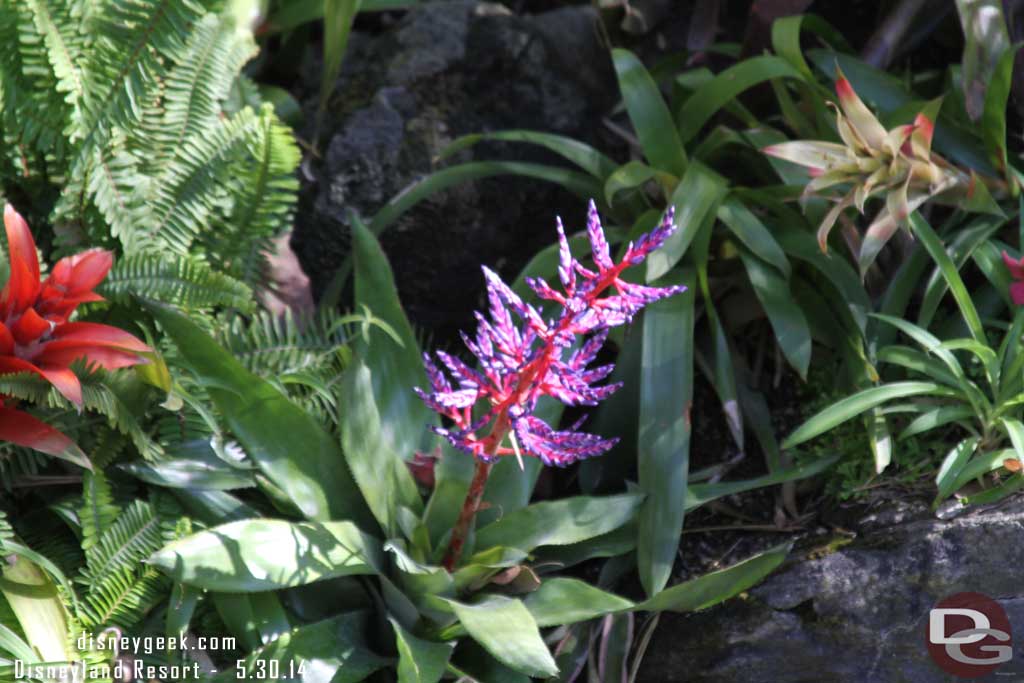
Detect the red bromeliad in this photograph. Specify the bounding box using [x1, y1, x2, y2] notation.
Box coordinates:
[0, 204, 151, 461]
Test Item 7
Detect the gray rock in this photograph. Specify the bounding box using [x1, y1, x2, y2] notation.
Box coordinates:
[638, 499, 1024, 682]
[292, 1, 620, 341]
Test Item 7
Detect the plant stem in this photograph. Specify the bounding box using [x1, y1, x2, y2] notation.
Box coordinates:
[443, 458, 494, 571]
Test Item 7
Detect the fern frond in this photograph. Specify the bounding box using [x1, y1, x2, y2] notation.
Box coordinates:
[0, 446, 47, 491]
[0, 369, 164, 461]
[24, 0, 88, 119]
[0, 2, 72, 157]
[4, 1, 301, 312]
[139, 11, 255, 178]
[99, 253, 255, 311]
[219, 308, 349, 377]
[78, 499, 163, 587]
[204, 106, 300, 284]
[77, 0, 217, 142]
[83, 427, 127, 470]
[80, 567, 168, 631]
[80, 470, 119, 551]
[133, 105, 263, 256]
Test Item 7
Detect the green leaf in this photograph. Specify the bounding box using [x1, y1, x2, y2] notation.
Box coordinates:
[339, 357, 422, 536]
[522, 578, 635, 626]
[212, 592, 290, 651]
[450, 643, 532, 683]
[149, 519, 382, 592]
[166, 582, 200, 640]
[0, 623, 37, 664]
[899, 406, 975, 440]
[637, 271, 693, 597]
[935, 437, 982, 502]
[876, 345, 961, 388]
[949, 448, 1015, 493]
[370, 162, 601, 237]
[646, 162, 728, 281]
[917, 216, 1005, 329]
[391, 617, 453, 683]
[676, 56, 802, 144]
[352, 216, 437, 474]
[772, 14, 851, 80]
[638, 542, 791, 611]
[612, 48, 687, 176]
[318, 1, 361, 132]
[717, 196, 790, 277]
[981, 43, 1022, 178]
[98, 254, 255, 310]
[441, 130, 618, 179]
[963, 475, 1024, 505]
[216, 611, 389, 683]
[170, 489, 259, 524]
[772, 221, 870, 334]
[473, 493, 643, 553]
[956, 0, 1011, 120]
[908, 213, 986, 343]
[1001, 418, 1024, 463]
[532, 523, 637, 569]
[0, 549, 75, 663]
[604, 161, 674, 207]
[421, 447, 476, 549]
[974, 240, 1014, 308]
[120, 444, 256, 490]
[446, 596, 558, 678]
[871, 314, 965, 375]
[782, 382, 954, 449]
[738, 246, 812, 379]
[147, 303, 373, 526]
[685, 456, 839, 510]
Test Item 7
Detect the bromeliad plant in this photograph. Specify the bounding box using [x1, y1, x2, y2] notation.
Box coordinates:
[141, 208, 793, 682]
[762, 67, 1003, 274]
[420, 201, 684, 569]
[783, 217, 1024, 507]
[322, 17, 885, 600]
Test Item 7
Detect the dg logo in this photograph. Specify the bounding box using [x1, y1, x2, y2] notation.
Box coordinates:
[927, 592, 1013, 678]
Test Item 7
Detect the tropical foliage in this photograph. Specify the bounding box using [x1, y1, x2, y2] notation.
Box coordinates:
[1, 1, 1023, 681]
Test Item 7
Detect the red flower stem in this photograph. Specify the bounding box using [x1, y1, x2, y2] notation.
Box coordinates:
[443, 456, 495, 571]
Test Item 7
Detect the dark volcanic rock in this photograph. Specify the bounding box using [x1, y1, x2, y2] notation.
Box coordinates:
[637, 499, 1024, 683]
[292, 1, 619, 343]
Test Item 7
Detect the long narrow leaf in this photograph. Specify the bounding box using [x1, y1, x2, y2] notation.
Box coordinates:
[783, 382, 954, 449]
[637, 271, 693, 597]
[612, 48, 687, 176]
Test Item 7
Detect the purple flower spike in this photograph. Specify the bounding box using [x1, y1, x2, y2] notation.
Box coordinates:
[416, 201, 685, 467]
[627, 206, 678, 265]
[586, 199, 614, 270]
[555, 216, 576, 293]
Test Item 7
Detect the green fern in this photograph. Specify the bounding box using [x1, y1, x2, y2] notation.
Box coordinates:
[1, 0, 299, 301]
[0, 369, 164, 461]
[99, 253, 255, 311]
[79, 567, 169, 631]
[77, 498, 166, 588]
[220, 309, 351, 377]
[80, 470, 119, 551]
